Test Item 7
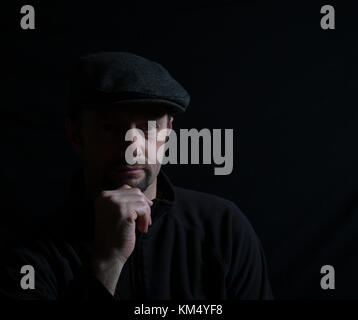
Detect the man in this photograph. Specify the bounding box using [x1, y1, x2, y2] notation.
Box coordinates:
[0, 52, 273, 299]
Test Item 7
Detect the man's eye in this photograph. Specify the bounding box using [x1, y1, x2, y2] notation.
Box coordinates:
[139, 123, 157, 131]
[137, 125, 149, 131]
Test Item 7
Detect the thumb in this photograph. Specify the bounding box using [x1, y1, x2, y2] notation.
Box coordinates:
[119, 184, 132, 190]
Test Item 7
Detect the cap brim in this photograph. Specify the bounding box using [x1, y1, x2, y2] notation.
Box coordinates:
[81, 98, 185, 114]
[112, 98, 185, 114]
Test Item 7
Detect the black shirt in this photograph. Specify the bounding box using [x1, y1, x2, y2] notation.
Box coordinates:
[0, 169, 273, 300]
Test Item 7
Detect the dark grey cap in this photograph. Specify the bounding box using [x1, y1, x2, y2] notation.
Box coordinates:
[68, 51, 190, 117]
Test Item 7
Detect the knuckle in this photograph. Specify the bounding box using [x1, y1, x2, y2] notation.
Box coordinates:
[146, 202, 151, 210]
[132, 188, 141, 195]
[139, 197, 147, 205]
[117, 201, 126, 210]
[99, 190, 110, 198]
[127, 210, 137, 221]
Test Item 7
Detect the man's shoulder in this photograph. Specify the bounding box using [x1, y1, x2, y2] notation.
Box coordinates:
[171, 186, 250, 229]
[173, 186, 237, 210]
[170, 187, 263, 266]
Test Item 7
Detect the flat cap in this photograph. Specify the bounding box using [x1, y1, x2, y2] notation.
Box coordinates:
[68, 51, 190, 117]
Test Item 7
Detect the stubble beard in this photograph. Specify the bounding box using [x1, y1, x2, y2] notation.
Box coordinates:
[101, 167, 153, 192]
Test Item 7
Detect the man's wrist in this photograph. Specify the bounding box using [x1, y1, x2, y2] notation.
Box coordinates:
[91, 255, 125, 273]
[89, 255, 125, 295]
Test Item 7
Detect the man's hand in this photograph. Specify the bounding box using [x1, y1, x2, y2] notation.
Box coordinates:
[90, 184, 153, 295]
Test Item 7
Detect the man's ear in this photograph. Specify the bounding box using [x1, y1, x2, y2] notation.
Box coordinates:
[167, 115, 173, 135]
[65, 117, 83, 155]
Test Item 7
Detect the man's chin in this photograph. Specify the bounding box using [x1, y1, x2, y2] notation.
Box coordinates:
[118, 177, 144, 188]
[103, 171, 147, 190]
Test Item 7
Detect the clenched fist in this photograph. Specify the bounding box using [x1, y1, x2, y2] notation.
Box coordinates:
[90, 184, 153, 295]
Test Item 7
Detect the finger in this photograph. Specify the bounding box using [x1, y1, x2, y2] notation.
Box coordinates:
[146, 198, 153, 206]
[139, 208, 151, 233]
[119, 184, 132, 190]
[137, 214, 149, 233]
[133, 203, 151, 233]
[126, 210, 137, 224]
[140, 192, 154, 206]
[116, 193, 152, 205]
[122, 187, 153, 206]
[119, 189, 153, 206]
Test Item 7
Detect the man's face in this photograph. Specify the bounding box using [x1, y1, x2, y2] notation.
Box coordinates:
[67, 105, 172, 195]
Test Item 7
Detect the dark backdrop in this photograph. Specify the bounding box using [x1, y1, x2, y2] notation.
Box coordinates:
[3, 1, 358, 299]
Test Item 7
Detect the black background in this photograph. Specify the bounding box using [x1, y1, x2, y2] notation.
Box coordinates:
[3, 1, 358, 299]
